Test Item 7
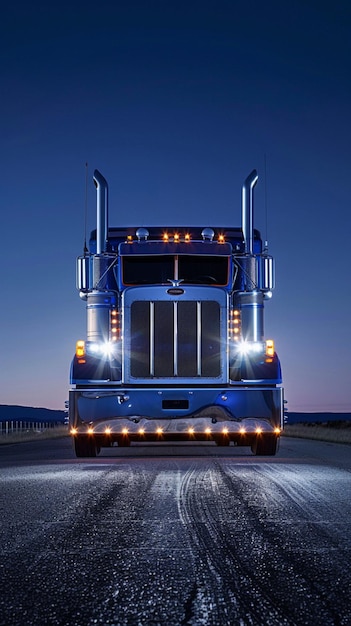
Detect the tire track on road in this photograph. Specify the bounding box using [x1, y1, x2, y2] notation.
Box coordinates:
[221, 460, 351, 625]
[177, 461, 293, 626]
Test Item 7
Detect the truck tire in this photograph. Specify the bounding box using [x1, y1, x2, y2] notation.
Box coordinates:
[74, 436, 97, 458]
[251, 435, 278, 456]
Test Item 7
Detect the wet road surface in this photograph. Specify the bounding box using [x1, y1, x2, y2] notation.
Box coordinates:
[0, 437, 350, 625]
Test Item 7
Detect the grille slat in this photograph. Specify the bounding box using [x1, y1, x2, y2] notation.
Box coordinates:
[150, 301, 154, 376]
[130, 300, 221, 378]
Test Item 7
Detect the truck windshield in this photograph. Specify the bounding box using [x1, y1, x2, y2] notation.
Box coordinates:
[122, 255, 229, 285]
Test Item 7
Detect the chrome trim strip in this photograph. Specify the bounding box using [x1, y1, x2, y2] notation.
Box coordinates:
[174, 301, 178, 376]
[197, 301, 201, 376]
[150, 301, 155, 376]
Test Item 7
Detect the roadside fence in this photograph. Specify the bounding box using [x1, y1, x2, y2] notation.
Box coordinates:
[0, 421, 67, 437]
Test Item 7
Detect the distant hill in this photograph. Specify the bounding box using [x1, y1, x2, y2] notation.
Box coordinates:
[287, 412, 351, 424]
[0, 405, 66, 423]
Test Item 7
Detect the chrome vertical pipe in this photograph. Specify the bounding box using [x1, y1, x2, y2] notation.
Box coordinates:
[93, 169, 109, 255]
[242, 169, 258, 256]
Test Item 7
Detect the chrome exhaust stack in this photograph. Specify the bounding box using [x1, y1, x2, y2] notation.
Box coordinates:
[242, 169, 258, 256]
[93, 169, 109, 254]
[238, 169, 263, 342]
[241, 169, 258, 292]
[84, 170, 116, 344]
[77, 170, 110, 295]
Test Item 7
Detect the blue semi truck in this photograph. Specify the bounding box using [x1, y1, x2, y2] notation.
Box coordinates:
[69, 169, 283, 456]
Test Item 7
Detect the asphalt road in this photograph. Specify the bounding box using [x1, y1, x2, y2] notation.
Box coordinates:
[0, 437, 350, 626]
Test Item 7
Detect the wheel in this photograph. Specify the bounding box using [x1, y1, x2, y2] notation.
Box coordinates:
[251, 434, 278, 456]
[74, 436, 97, 458]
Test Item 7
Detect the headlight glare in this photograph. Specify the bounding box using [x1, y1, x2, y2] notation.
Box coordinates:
[237, 341, 264, 355]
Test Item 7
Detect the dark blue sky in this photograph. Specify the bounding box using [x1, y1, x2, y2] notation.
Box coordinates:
[1, 1, 351, 411]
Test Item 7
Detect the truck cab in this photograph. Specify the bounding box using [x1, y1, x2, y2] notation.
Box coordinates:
[69, 170, 283, 456]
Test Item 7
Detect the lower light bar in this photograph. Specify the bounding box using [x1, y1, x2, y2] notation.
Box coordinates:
[70, 426, 280, 437]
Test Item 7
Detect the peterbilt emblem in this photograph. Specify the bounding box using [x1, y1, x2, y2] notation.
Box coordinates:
[167, 288, 184, 295]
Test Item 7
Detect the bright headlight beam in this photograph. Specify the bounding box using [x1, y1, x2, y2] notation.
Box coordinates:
[101, 342, 113, 356]
[87, 341, 114, 357]
[237, 341, 264, 355]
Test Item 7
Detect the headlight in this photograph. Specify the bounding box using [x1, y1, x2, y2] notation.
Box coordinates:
[86, 342, 115, 357]
[237, 341, 265, 355]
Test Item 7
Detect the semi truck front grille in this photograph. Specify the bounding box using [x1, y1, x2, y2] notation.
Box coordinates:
[130, 301, 221, 378]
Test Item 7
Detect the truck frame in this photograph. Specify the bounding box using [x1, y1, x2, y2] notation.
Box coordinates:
[69, 169, 283, 456]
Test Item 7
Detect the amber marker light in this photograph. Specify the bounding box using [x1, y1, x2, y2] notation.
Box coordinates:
[163, 233, 169, 242]
[138, 428, 145, 435]
[218, 234, 225, 243]
[239, 427, 246, 434]
[76, 340, 85, 357]
[156, 427, 163, 435]
[122, 427, 129, 435]
[70, 428, 78, 435]
[87, 427, 94, 435]
[188, 427, 195, 435]
[105, 427, 111, 435]
[256, 427, 262, 434]
[266, 339, 275, 357]
[173, 233, 180, 242]
[222, 427, 229, 435]
[205, 427, 212, 435]
[274, 427, 281, 435]
[184, 233, 191, 242]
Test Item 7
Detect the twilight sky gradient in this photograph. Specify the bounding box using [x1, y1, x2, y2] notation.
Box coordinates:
[1, 0, 351, 412]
